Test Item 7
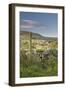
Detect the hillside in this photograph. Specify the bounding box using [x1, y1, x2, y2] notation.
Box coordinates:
[20, 31, 57, 40]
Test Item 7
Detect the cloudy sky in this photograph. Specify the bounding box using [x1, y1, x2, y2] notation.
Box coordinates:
[20, 12, 58, 37]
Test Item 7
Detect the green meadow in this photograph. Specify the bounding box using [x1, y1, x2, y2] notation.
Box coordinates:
[20, 31, 58, 78]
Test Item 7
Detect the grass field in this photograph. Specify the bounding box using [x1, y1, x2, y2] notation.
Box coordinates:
[20, 32, 58, 78]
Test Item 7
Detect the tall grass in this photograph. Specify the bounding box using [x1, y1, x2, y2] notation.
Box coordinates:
[20, 49, 58, 77]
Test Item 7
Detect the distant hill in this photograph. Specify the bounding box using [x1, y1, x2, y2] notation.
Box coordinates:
[20, 31, 57, 40]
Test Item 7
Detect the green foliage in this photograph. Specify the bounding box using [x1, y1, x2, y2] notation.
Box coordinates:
[20, 49, 58, 77]
[20, 50, 29, 67]
[20, 33, 58, 77]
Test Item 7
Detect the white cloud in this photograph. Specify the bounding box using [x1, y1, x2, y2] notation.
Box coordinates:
[20, 19, 42, 29]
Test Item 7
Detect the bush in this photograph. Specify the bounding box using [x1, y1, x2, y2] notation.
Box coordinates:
[20, 49, 58, 77]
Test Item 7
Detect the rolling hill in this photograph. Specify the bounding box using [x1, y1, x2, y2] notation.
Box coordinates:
[20, 31, 57, 40]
